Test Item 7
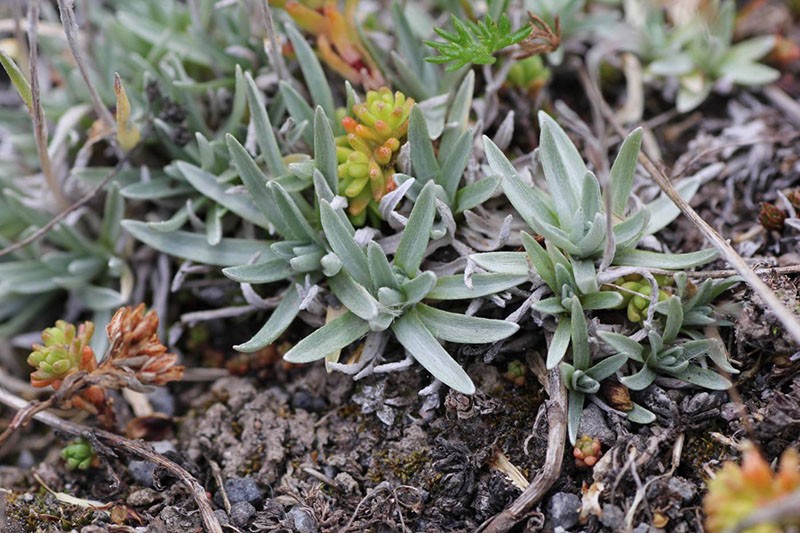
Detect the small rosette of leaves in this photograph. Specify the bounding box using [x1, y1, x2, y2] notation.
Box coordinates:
[60, 438, 96, 470]
[282, 180, 524, 394]
[425, 13, 532, 70]
[28, 321, 96, 388]
[573, 435, 602, 468]
[704, 444, 800, 533]
[337, 88, 414, 221]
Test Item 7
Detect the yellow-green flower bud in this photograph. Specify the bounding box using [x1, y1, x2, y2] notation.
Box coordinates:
[60, 438, 95, 470]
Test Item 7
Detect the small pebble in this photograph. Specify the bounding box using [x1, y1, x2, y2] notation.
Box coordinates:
[230, 501, 256, 527]
[127, 488, 159, 507]
[213, 509, 230, 526]
[287, 505, 319, 533]
[128, 461, 156, 487]
[214, 477, 264, 507]
[547, 492, 581, 530]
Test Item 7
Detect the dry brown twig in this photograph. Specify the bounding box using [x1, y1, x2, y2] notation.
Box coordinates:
[515, 12, 561, 59]
[478, 366, 567, 533]
[27, 0, 68, 209]
[0, 386, 222, 533]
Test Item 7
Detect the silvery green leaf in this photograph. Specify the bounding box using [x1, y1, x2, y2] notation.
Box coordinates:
[567, 390, 585, 445]
[682, 311, 716, 326]
[440, 70, 474, 156]
[120, 178, 192, 200]
[532, 297, 566, 316]
[320, 253, 342, 277]
[378, 287, 404, 307]
[146, 204, 193, 233]
[221, 65, 247, 135]
[235, 287, 302, 352]
[279, 81, 314, 144]
[225, 135, 282, 220]
[470, 252, 528, 276]
[284, 23, 336, 121]
[367, 242, 399, 290]
[391, 2, 425, 77]
[427, 273, 527, 300]
[121, 220, 270, 267]
[329, 271, 380, 321]
[538, 112, 584, 227]
[521, 232, 556, 289]
[547, 317, 571, 369]
[395, 181, 436, 277]
[484, 136, 557, 228]
[319, 200, 372, 288]
[586, 353, 628, 382]
[268, 182, 321, 244]
[206, 204, 224, 246]
[289, 249, 325, 272]
[401, 271, 437, 305]
[613, 208, 649, 249]
[645, 176, 701, 235]
[648, 54, 693, 75]
[415, 303, 519, 344]
[571, 259, 598, 295]
[581, 292, 624, 310]
[313, 107, 338, 194]
[196, 133, 215, 171]
[100, 183, 124, 248]
[662, 296, 683, 344]
[598, 331, 645, 360]
[580, 171, 601, 220]
[613, 248, 717, 269]
[79, 285, 126, 311]
[440, 130, 472, 201]
[626, 403, 656, 424]
[391, 51, 433, 101]
[117, 11, 214, 65]
[554, 263, 575, 293]
[392, 309, 475, 394]
[669, 365, 731, 390]
[575, 213, 607, 258]
[570, 298, 590, 369]
[708, 276, 741, 300]
[454, 176, 499, 213]
[244, 72, 286, 177]
[676, 81, 712, 113]
[409, 105, 440, 182]
[719, 62, 779, 86]
[223, 259, 293, 284]
[620, 365, 658, 390]
[284, 311, 370, 363]
[176, 160, 269, 228]
[272, 174, 311, 192]
[609, 128, 643, 216]
[312, 169, 335, 202]
[725, 35, 775, 63]
[705, 339, 738, 374]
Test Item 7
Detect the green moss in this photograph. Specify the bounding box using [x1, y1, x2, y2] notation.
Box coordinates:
[368, 449, 430, 484]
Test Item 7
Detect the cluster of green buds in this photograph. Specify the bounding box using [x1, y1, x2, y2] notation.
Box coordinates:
[506, 55, 551, 96]
[610, 275, 671, 322]
[503, 359, 527, 387]
[28, 321, 96, 389]
[60, 438, 96, 470]
[336, 87, 413, 224]
[573, 435, 602, 468]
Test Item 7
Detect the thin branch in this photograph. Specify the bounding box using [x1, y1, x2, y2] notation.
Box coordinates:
[578, 65, 800, 346]
[0, 156, 128, 259]
[55, 0, 115, 129]
[260, 0, 288, 82]
[27, 0, 68, 209]
[478, 367, 567, 533]
[0, 386, 222, 533]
